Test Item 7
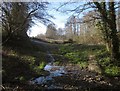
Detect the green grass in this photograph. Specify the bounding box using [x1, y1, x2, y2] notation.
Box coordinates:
[56, 44, 91, 67]
[34, 61, 46, 72]
[96, 50, 120, 76]
[78, 61, 88, 69]
[55, 44, 120, 76]
[105, 66, 120, 76]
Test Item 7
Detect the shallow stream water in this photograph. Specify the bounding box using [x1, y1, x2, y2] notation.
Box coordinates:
[32, 63, 66, 85]
[31, 46, 67, 86]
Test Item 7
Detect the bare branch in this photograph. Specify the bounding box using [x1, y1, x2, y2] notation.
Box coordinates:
[56, 1, 72, 11]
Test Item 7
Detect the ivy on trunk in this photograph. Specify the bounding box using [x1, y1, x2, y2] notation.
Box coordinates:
[94, 1, 120, 63]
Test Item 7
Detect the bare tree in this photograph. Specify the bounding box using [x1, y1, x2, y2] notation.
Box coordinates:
[93, 1, 119, 61]
[78, 11, 102, 44]
[57, 1, 120, 62]
[46, 23, 57, 39]
[117, 4, 120, 32]
[65, 15, 80, 40]
[1, 2, 52, 44]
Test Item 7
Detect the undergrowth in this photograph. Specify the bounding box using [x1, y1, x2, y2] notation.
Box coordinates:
[57, 44, 120, 76]
[2, 38, 48, 85]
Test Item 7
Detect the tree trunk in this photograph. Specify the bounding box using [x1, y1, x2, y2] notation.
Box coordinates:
[94, 1, 120, 62]
[109, 2, 120, 62]
[111, 29, 119, 61]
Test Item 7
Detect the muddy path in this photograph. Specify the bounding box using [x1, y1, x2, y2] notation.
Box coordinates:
[30, 39, 120, 90]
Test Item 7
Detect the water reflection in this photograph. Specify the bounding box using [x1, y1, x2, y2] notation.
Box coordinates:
[32, 63, 66, 84]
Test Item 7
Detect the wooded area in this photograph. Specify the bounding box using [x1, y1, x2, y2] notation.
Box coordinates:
[1, 1, 120, 91]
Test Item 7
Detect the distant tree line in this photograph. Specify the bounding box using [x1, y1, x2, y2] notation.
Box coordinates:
[44, 1, 120, 63]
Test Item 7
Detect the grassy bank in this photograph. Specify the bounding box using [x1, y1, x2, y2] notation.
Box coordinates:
[2, 38, 49, 90]
[52, 43, 120, 77]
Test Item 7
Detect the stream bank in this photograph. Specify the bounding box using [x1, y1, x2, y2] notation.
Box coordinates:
[30, 40, 120, 90]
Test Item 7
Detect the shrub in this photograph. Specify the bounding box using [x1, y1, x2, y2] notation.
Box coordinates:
[105, 66, 120, 76]
[98, 57, 111, 67]
[34, 61, 46, 73]
[78, 62, 88, 69]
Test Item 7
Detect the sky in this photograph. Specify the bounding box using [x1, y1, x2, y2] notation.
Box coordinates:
[27, 2, 84, 37]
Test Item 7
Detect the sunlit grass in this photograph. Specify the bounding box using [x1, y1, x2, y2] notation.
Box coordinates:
[33, 61, 46, 74]
[38, 61, 46, 70]
[56, 44, 120, 76]
[78, 61, 88, 69]
[105, 66, 120, 76]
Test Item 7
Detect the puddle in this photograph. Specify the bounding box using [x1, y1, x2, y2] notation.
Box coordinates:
[32, 63, 66, 85]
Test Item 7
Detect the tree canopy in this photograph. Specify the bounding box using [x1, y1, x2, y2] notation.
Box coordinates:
[1, 2, 52, 43]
